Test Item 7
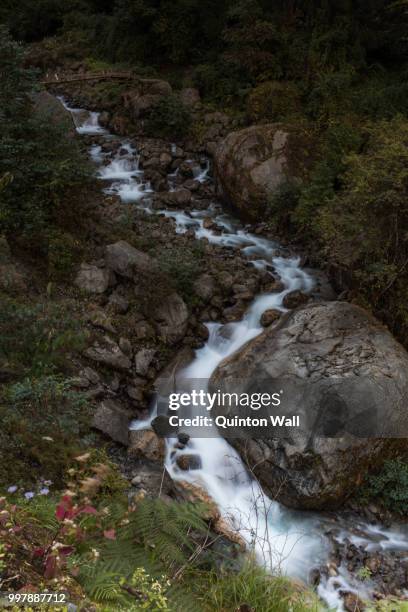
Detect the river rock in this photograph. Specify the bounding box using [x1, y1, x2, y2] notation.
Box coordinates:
[210, 301, 408, 509]
[152, 292, 189, 344]
[282, 290, 309, 309]
[159, 188, 192, 207]
[173, 480, 246, 549]
[214, 124, 302, 221]
[85, 336, 132, 371]
[105, 240, 155, 279]
[260, 309, 281, 327]
[176, 454, 202, 471]
[128, 429, 165, 462]
[92, 399, 133, 446]
[75, 263, 115, 294]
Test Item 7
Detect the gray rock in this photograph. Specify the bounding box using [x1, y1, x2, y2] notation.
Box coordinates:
[194, 274, 216, 302]
[159, 189, 192, 208]
[74, 263, 115, 294]
[105, 241, 155, 279]
[85, 336, 132, 371]
[135, 348, 156, 376]
[134, 320, 156, 340]
[87, 310, 116, 333]
[108, 291, 129, 314]
[210, 301, 408, 509]
[126, 385, 144, 403]
[119, 337, 133, 357]
[180, 88, 200, 107]
[214, 124, 302, 221]
[153, 292, 189, 344]
[80, 367, 100, 385]
[92, 399, 133, 446]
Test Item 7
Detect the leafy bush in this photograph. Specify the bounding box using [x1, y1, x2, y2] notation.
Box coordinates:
[0, 298, 87, 376]
[0, 298, 91, 486]
[247, 81, 301, 123]
[146, 94, 191, 140]
[47, 231, 81, 280]
[0, 26, 90, 254]
[0, 376, 92, 487]
[193, 61, 251, 106]
[361, 460, 408, 515]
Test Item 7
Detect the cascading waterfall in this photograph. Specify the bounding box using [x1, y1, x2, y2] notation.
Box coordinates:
[60, 98, 408, 611]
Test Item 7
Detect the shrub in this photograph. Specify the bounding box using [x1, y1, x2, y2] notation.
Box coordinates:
[0, 376, 93, 487]
[361, 460, 408, 515]
[146, 94, 192, 140]
[0, 26, 90, 253]
[47, 231, 81, 281]
[0, 298, 87, 376]
[247, 81, 301, 123]
[193, 61, 251, 106]
[0, 298, 91, 486]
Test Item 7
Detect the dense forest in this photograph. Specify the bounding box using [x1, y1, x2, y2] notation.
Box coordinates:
[1, 2, 408, 611]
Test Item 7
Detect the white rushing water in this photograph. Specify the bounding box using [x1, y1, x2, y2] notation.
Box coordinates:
[62, 99, 408, 610]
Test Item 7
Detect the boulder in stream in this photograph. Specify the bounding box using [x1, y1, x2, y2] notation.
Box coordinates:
[210, 301, 408, 509]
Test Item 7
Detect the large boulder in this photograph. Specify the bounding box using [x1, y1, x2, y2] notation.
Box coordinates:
[214, 124, 302, 221]
[210, 301, 408, 510]
[105, 241, 155, 279]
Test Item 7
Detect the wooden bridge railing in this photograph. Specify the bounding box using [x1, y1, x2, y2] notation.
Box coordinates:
[41, 71, 140, 86]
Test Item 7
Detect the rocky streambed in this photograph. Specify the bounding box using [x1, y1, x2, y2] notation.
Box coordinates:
[58, 94, 408, 611]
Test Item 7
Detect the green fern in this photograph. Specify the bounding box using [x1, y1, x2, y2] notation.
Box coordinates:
[76, 498, 214, 609]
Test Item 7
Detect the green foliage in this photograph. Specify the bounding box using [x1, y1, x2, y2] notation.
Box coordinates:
[47, 231, 81, 280]
[0, 375, 92, 487]
[194, 562, 321, 612]
[316, 117, 408, 338]
[0, 297, 91, 486]
[361, 460, 408, 515]
[146, 94, 192, 139]
[0, 297, 86, 376]
[193, 61, 251, 106]
[247, 81, 301, 123]
[157, 242, 205, 305]
[0, 26, 90, 256]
